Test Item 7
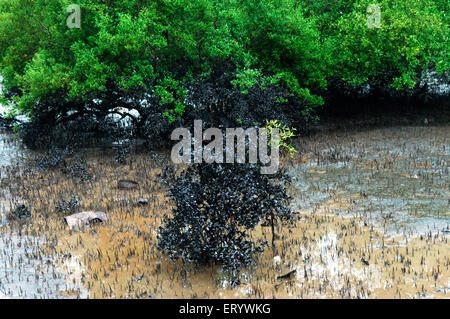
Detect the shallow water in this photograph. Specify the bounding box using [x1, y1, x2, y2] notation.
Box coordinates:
[0, 232, 86, 298]
[288, 125, 449, 235]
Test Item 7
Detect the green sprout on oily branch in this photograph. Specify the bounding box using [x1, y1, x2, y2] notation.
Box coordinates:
[265, 119, 298, 158]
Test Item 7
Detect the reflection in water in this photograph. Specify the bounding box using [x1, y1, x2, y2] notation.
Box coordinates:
[288, 126, 449, 235]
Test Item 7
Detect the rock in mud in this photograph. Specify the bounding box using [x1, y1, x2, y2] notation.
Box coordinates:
[137, 197, 149, 205]
[277, 269, 296, 280]
[64, 211, 107, 229]
[118, 180, 139, 190]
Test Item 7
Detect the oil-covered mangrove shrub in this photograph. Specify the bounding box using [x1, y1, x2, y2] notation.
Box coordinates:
[17, 81, 179, 150]
[8, 205, 31, 221]
[157, 163, 294, 275]
[19, 89, 128, 150]
[33, 146, 93, 183]
[18, 66, 316, 151]
[183, 66, 317, 133]
[0, 115, 16, 129]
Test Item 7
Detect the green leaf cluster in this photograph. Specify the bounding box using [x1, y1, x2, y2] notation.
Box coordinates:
[0, 0, 447, 119]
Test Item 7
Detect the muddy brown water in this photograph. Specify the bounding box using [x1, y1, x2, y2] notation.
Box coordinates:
[0, 124, 449, 298]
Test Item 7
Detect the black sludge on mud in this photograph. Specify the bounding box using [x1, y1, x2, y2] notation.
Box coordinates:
[55, 195, 81, 214]
[34, 147, 92, 183]
[8, 205, 31, 220]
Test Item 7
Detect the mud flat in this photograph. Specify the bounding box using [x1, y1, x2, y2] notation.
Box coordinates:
[0, 124, 448, 298]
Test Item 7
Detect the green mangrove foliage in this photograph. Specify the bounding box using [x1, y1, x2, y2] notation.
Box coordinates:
[0, 0, 447, 122]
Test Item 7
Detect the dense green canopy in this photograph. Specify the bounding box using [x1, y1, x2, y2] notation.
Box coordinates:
[0, 0, 448, 120]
